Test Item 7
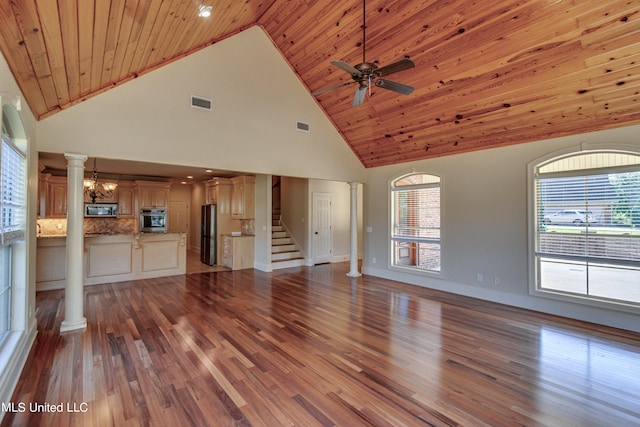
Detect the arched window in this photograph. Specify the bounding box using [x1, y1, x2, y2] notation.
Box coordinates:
[531, 149, 640, 310]
[390, 173, 441, 273]
[1, 98, 27, 342]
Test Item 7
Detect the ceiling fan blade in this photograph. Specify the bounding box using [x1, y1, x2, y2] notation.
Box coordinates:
[331, 60, 361, 76]
[352, 86, 367, 107]
[375, 79, 414, 95]
[375, 58, 415, 77]
[312, 81, 355, 96]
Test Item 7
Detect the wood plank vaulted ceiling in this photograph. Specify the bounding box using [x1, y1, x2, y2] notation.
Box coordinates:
[1, 0, 639, 168]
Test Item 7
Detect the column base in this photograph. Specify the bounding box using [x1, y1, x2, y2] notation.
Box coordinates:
[60, 317, 87, 333]
[346, 271, 362, 278]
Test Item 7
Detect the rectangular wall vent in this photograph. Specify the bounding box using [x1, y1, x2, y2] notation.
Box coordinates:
[296, 121, 310, 132]
[190, 95, 212, 111]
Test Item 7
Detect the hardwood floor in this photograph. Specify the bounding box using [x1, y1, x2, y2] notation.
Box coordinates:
[3, 263, 640, 426]
[185, 250, 229, 274]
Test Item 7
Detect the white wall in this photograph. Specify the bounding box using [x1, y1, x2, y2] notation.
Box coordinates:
[281, 177, 309, 258]
[363, 125, 640, 333]
[253, 174, 271, 270]
[36, 26, 365, 184]
[308, 179, 363, 262]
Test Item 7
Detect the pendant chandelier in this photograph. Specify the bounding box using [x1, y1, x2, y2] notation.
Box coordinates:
[83, 158, 117, 204]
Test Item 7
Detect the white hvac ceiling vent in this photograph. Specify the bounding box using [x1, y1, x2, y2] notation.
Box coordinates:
[190, 95, 212, 111]
[296, 121, 310, 132]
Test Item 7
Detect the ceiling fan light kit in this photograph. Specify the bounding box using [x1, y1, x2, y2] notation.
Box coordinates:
[312, 0, 415, 106]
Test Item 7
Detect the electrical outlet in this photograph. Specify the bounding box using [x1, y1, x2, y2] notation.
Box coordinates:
[476, 273, 483, 283]
[494, 277, 501, 286]
[372, 257, 377, 264]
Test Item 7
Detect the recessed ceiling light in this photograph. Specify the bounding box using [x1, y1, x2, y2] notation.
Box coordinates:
[205, 169, 213, 173]
[187, 175, 193, 179]
[181, 181, 188, 184]
[198, 5, 212, 17]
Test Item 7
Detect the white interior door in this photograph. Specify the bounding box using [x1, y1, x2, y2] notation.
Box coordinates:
[313, 192, 332, 264]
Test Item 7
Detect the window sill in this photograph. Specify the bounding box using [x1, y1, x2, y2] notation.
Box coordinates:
[530, 286, 640, 315]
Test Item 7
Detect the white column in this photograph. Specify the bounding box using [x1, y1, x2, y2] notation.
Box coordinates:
[347, 181, 361, 277]
[61, 153, 88, 333]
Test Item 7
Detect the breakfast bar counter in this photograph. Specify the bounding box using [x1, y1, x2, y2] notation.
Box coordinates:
[36, 232, 187, 291]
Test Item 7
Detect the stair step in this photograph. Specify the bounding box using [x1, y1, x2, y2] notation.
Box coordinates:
[272, 237, 292, 245]
[271, 258, 304, 270]
[272, 225, 283, 232]
[272, 244, 296, 253]
[272, 251, 302, 261]
[272, 231, 287, 238]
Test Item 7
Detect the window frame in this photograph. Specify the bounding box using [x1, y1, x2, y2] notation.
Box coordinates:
[528, 145, 640, 314]
[0, 94, 29, 351]
[389, 172, 443, 276]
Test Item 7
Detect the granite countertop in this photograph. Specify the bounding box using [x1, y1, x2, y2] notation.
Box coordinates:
[38, 232, 132, 238]
[38, 231, 186, 239]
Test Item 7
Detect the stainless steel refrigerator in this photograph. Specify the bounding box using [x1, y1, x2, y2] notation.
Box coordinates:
[201, 204, 217, 265]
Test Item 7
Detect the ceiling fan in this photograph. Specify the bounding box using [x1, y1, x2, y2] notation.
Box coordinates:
[312, 0, 415, 107]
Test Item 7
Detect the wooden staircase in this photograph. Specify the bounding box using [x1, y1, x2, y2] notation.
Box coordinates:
[271, 212, 304, 269]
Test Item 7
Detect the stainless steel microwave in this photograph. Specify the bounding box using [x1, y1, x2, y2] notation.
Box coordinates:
[140, 209, 167, 233]
[84, 203, 118, 217]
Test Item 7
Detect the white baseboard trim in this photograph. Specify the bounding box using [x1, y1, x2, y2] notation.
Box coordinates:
[254, 261, 272, 272]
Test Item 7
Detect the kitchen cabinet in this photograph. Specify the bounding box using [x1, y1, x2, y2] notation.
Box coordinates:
[116, 182, 136, 217]
[231, 175, 255, 219]
[47, 176, 67, 218]
[83, 184, 117, 203]
[205, 177, 232, 214]
[38, 172, 50, 218]
[221, 235, 254, 270]
[136, 181, 171, 209]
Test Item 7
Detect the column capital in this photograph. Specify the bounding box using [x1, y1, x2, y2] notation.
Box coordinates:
[64, 152, 88, 163]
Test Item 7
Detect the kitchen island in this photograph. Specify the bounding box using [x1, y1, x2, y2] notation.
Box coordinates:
[36, 232, 187, 291]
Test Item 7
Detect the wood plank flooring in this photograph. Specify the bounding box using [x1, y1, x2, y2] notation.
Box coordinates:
[3, 263, 640, 426]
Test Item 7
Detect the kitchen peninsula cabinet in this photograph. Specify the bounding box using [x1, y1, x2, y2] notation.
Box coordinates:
[36, 232, 187, 290]
[136, 181, 170, 209]
[231, 175, 255, 219]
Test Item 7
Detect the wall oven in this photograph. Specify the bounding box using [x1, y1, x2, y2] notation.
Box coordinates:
[140, 209, 167, 233]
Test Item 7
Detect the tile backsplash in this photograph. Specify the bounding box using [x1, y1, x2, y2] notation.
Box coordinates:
[37, 218, 67, 236]
[37, 218, 136, 236]
[241, 219, 255, 236]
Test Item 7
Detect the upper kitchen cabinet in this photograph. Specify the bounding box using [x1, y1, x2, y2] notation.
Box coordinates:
[205, 177, 232, 215]
[136, 181, 171, 209]
[83, 182, 117, 203]
[116, 182, 136, 218]
[47, 176, 67, 218]
[231, 176, 255, 219]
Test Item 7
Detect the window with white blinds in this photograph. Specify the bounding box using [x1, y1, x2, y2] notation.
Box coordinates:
[1, 105, 27, 343]
[391, 173, 441, 273]
[533, 151, 640, 308]
[1, 135, 26, 246]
